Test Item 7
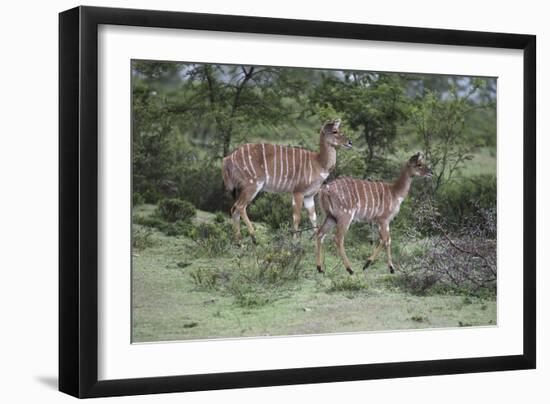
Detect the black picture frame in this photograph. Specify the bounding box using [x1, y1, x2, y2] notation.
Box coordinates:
[59, 5, 536, 398]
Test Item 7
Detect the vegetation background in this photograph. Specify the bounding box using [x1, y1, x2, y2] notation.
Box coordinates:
[131, 61, 497, 342]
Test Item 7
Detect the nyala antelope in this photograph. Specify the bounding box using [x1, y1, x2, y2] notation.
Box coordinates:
[315, 152, 432, 275]
[222, 119, 352, 244]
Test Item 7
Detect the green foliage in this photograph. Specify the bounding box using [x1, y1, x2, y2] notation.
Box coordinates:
[312, 72, 410, 173]
[158, 198, 196, 223]
[188, 231, 306, 307]
[409, 85, 488, 191]
[331, 147, 368, 179]
[248, 193, 293, 229]
[175, 160, 231, 213]
[132, 225, 154, 251]
[190, 222, 233, 257]
[436, 175, 496, 230]
[214, 211, 226, 223]
[326, 274, 369, 293]
[133, 192, 145, 206]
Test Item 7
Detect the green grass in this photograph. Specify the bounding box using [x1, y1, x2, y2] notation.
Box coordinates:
[132, 206, 496, 343]
[458, 147, 496, 178]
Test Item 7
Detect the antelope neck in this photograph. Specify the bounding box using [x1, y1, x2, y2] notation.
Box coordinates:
[317, 136, 337, 171]
[391, 165, 413, 199]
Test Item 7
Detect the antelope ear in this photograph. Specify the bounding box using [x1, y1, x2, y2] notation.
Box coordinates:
[409, 152, 421, 164]
[333, 118, 341, 130]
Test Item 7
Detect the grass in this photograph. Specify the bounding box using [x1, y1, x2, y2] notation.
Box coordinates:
[132, 205, 496, 343]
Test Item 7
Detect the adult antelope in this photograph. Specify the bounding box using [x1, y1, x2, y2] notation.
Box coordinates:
[222, 119, 352, 243]
[315, 152, 432, 275]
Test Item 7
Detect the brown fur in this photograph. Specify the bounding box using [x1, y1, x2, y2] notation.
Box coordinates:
[316, 153, 432, 274]
[222, 120, 352, 243]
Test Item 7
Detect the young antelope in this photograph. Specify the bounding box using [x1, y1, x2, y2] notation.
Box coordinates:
[315, 152, 432, 275]
[222, 119, 352, 244]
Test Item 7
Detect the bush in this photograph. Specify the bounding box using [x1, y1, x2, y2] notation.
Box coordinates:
[158, 198, 196, 223]
[133, 192, 145, 206]
[133, 210, 194, 237]
[436, 174, 496, 230]
[395, 233, 496, 297]
[214, 211, 226, 223]
[190, 222, 233, 257]
[254, 234, 306, 284]
[326, 275, 369, 293]
[175, 161, 232, 213]
[248, 193, 292, 229]
[132, 225, 154, 250]
[188, 231, 306, 307]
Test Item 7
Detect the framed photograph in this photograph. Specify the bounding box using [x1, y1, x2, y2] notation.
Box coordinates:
[59, 6, 536, 398]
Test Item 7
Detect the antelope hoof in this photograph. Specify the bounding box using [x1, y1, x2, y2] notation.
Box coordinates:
[250, 234, 257, 245]
[346, 267, 354, 275]
[363, 259, 372, 271]
[316, 265, 324, 274]
[389, 264, 395, 274]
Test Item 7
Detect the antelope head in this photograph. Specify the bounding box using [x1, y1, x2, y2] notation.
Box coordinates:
[322, 119, 352, 149]
[407, 152, 433, 178]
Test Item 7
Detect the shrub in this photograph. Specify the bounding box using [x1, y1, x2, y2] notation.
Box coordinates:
[436, 174, 496, 230]
[133, 192, 145, 206]
[158, 198, 196, 223]
[188, 231, 306, 307]
[133, 210, 194, 237]
[254, 234, 306, 284]
[395, 232, 496, 297]
[190, 222, 233, 257]
[248, 193, 307, 230]
[214, 211, 226, 223]
[326, 275, 369, 293]
[132, 225, 154, 250]
[175, 161, 232, 213]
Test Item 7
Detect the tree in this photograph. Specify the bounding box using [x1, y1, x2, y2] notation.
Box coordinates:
[312, 72, 409, 175]
[410, 79, 492, 192]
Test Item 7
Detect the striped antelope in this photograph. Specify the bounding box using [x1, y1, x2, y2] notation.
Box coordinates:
[222, 119, 352, 243]
[315, 153, 432, 275]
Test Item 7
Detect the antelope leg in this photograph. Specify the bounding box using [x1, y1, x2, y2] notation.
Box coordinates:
[335, 215, 354, 275]
[304, 195, 317, 231]
[315, 215, 336, 273]
[292, 192, 304, 239]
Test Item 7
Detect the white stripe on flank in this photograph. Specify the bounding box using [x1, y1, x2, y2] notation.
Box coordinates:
[261, 144, 269, 184]
[283, 146, 288, 191]
[299, 149, 304, 187]
[353, 180, 361, 211]
[283, 146, 289, 190]
[369, 183, 375, 219]
[338, 180, 346, 205]
[388, 187, 393, 213]
[271, 145, 277, 191]
[345, 179, 353, 206]
[279, 145, 284, 190]
[373, 182, 379, 218]
[230, 152, 242, 179]
[308, 155, 313, 185]
[379, 183, 385, 216]
[377, 183, 383, 217]
[332, 181, 340, 204]
[291, 148, 296, 190]
[240, 147, 251, 178]
[361, 182, 368, 218]
[247, 144, 257, 178]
